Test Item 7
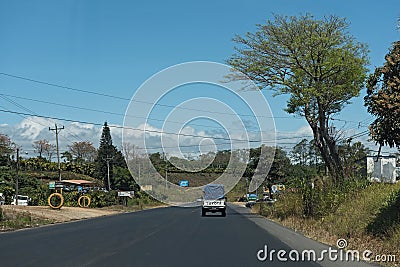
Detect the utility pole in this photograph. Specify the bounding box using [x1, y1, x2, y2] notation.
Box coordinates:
[163, 153, 168, 192]
[103, 156, 113, 191]
[49, 124, 64, 181]
[246, 177, 248, 200]
[15, 148, 20, 205]
[165, 165, 168, 191]
[138, 160, 141, 186]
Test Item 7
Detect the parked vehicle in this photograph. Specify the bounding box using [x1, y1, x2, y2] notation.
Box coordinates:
[201, 184, 226, 217]
[11, 195, 31, 206]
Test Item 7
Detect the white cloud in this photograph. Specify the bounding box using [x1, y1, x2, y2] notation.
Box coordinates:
[0, 117, 106, 154]
[1, 117, 396, 159]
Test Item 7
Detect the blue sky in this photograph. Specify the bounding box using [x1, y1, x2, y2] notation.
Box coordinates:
[0, 0, 399, 155]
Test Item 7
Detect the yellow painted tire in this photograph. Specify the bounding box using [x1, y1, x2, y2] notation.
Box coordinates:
[78, 195, 91, 208]
[277, 185, 286, 191]
[48, 193, 64, 209]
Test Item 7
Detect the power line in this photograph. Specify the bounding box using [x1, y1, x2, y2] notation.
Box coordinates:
[0, 94, 94, 145]
[0, 108, 314, 146]
[0, 72, 301, 119]
[330, 117, 371, 128]
[0, 72, 128, 101]
[0, 108, 264, 143]
[0, 92, 282, 133]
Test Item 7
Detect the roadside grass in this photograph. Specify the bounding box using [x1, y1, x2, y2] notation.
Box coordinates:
[257, 182, 400, 266]
[0, 207, 54, 231]
[226, 177, 247, 202]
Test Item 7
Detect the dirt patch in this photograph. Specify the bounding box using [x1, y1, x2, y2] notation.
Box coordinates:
[1, 205, 120, 223]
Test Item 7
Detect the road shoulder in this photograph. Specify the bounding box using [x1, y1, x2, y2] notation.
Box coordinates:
[228, 203, 379, 267]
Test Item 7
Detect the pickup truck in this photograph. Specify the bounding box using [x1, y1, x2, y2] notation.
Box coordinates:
[11, 195, 31, 206]
[202, 184, 226, 217]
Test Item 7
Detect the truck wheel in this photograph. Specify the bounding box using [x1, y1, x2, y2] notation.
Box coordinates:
[221, 210, 226, 217]
[201, 208, 206, 217]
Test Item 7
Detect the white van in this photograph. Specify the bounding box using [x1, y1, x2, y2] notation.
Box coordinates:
[11, 195, 31, 206]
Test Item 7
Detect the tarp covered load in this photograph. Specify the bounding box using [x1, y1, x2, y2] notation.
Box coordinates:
[203, 184, 225, 200]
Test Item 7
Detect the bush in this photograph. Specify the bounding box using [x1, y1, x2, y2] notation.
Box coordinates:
[87, 190, 117, 208]
[261, 176, 371, 219]
[63, 191, 80, 207]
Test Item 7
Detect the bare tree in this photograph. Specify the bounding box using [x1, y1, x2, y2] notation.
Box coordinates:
[44, 143, 56, 161]
[68, 141, 97, 162]
[122, 142, 139, 162]
[33, 139, 50, 158]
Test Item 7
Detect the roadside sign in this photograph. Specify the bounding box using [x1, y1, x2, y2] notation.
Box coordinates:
[179, 180, 189, 187]
[118, 191, 135, 198]
[50, 181, 63, 189]
[49, 181, 55, 189]
[247, 193, 257, 201]
[140, 185, 153, 191]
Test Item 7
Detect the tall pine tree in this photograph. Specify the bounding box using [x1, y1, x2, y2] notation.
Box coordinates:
[95, 122, 118, 190]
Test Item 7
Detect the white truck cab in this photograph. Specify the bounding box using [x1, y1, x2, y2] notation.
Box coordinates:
[202, 184, 226, 217]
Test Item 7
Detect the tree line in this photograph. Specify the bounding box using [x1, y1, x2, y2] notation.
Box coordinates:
[0, 122, 138, 192]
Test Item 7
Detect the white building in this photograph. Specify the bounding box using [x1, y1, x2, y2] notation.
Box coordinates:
[366, 156, 397, 183]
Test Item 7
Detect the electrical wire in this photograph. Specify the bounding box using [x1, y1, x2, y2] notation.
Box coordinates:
[0, 72, 301, 119]
[0, 92, 287, 133]
[0, 108, 314, 148]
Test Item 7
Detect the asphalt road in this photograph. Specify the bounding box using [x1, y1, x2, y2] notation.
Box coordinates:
[0, 204, 375, 267]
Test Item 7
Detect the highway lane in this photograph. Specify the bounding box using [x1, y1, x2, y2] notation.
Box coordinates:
[0, 205, 372, 267]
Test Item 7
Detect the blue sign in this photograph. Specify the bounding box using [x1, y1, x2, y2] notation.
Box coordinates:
[179, 180, 189, 187]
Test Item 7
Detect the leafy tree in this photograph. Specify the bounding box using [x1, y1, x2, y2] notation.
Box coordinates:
[149, 152, 163, 170]
[0, 133, 14, 166]
[227, 14, 369, 183]
[95, 122, 118, 189]
[291, 139, 309, 165]
[338, 141, 370, 177]
[308, 139, 321, 167]
[68, 141, 97, 163]
[365, 41, 400, 154]
[20, 157, 48, 171]
[113, 166, 138, 191]
[113, 149, 128, 169]
[212, 150, 231, 169]
[267, 147, 291, 184]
